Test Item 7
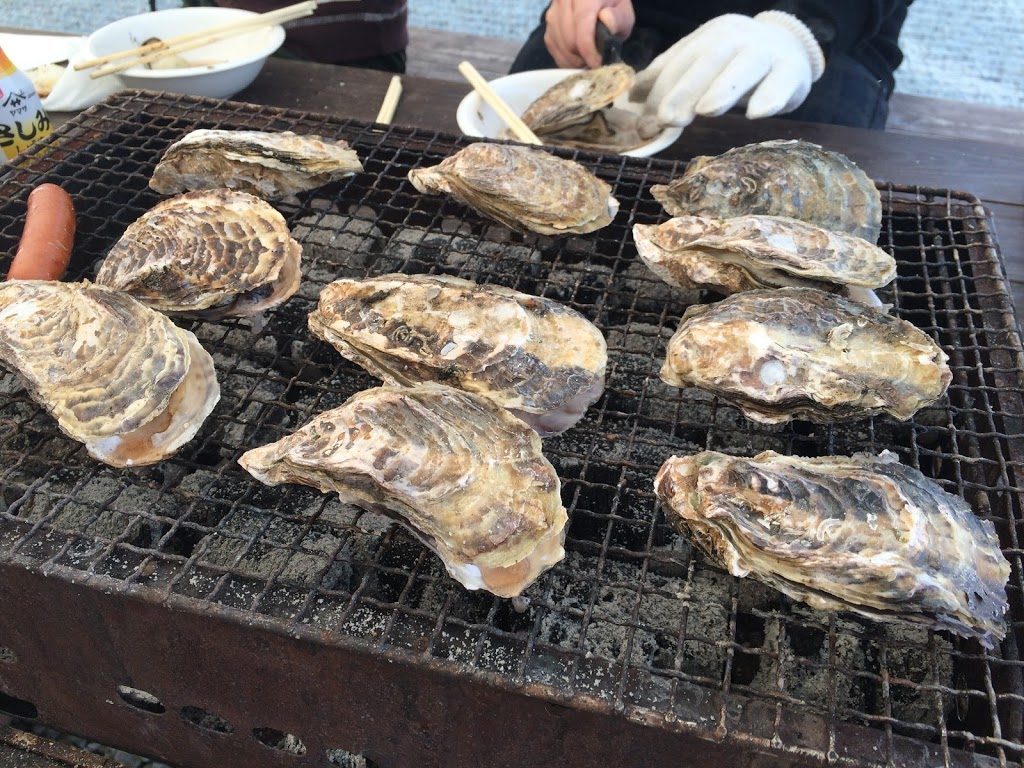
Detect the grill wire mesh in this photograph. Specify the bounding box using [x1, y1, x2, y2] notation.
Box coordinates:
[0, 92, 1022, 768]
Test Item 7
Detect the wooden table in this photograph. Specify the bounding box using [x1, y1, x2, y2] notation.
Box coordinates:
[229, 58, 1024, 315]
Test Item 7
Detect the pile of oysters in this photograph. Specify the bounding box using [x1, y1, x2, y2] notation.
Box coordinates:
[0, 116, 1010, 645]
[636, 139, 1008, 648]
[2, 128, 622, 600]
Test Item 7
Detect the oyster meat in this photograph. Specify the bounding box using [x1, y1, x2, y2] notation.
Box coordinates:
[633, 214, 896, 296]
[651, 140, 882, 243]
[656, 450, 1011, 647]
[239, 384, 567, 598]
[661, 287, 951, 423]
[149, 129, 363, 201]
[96, 189, 302, 320]
[0, 281, 219, 467]
[308, 274, 607, 435]
[517, 64, 651, 152]
[408, 143, 619, 235]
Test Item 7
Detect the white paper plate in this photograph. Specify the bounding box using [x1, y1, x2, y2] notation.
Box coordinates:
[456, 68, 682, 158]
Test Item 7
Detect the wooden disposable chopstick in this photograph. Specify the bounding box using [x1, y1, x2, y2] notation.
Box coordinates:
[375, 75, 403, 125]
[78, 0, 319, 79]
[457, 60, 542, 146]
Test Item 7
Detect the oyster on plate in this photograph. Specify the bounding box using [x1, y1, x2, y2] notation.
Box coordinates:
[0, 281, 219, 467]
[633, 214, 896, 296]
[308, 274, 607, 436]
[656, 450, 1011, 647]
[517, 63, 651, 152]
[239, 383, 567, 598]
[651, 140, 882, 243]
[96, 189, 302, 321]
[407, 143, 619, 235]
[149, 129, 363, 202]
[660, 287, 951, 424]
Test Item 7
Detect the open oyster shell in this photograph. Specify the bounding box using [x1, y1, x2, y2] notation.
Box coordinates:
[308, 274, 607, 436]
[633, 214, 896, 296]
[239, 383, 567, 598]
[0, 281, 219, 467]
[651, 140, 882, 243]
[96, 189, 302, 320]
[149, 129, 363, 202]
[408, 143, 619, 236]
[515, 64, 649, 152]
[522, 64, 635, 134]
[660, 287, 951, 424]
[656, 450, 1010, 647]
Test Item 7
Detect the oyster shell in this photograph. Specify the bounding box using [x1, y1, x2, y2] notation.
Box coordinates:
[660, 287, 951, 423]
[515, 64, 649, 152]
[308, 274, 607, 436]
[149, 129, 363, 202]
[633, 214, 896, 296]
[522, 64, 635, 134]
[407, 143, 619, 235]
[651, 140, 882, 243]
[655, 450, 1010, 647]
[96, 189, 302, 320]
[239, 383, 567, 598]
[0, 281, 219, 467]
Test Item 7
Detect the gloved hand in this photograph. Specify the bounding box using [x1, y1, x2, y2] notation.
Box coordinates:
[630, 11, 825, 128]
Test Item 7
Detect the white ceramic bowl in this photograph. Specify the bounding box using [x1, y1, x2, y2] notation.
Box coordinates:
[456, 68, 682, 158]
[87, 7, 285, 99]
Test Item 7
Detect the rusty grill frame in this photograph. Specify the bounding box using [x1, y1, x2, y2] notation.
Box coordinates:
[0, 91, 1022, 768]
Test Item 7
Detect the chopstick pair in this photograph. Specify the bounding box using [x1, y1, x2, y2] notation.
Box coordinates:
[75, 0, 323, 80]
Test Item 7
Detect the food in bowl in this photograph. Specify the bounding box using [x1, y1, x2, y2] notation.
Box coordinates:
[514, 63, 658, 153]
[455, 68, 683, 158]
[86, 7, 285, 99]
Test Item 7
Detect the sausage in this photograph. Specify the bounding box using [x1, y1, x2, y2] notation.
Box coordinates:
[6, 183, 76, 281]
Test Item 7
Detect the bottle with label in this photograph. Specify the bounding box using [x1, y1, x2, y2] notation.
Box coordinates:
[0, 46, 52, 164]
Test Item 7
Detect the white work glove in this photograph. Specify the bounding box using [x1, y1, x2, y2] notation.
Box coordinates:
[630, 11, 825, 128]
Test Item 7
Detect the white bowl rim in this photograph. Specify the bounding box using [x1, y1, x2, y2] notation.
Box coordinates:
[86, 7, 285, 79]
[455, 68, 683, 158]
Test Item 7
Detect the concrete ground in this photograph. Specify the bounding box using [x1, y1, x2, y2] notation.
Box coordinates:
[2, 0, 1022, 109]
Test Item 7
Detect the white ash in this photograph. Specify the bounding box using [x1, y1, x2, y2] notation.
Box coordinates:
[217, 378, 291, 452]
[748, 612, 869, 713]
[542, 264, 613, 305]
[883, 625, 955, 723]
[326, 747, 370, 768]
[609, 259, 701, 315]
[444, 235, 544, 284]
[290, 205, 385, 277]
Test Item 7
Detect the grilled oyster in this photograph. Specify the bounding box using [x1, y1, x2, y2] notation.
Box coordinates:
[149, 129, 363, 202]
[661, 288, 951, 424]
[239, 384, 567, 597]
[308, 274, 607, 436]
[96, 189, 301, 321]
[0, 281, 219, 467]
[516, 64, 649, 152]
[651, 140, 882, 243]
[523, 64, 635, 134]
[407, 143, 619, 235]
[656, 450, 1011, 647]
[633, 214, 896, 296]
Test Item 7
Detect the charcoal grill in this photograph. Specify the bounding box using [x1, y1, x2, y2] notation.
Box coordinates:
[0, 91, 1022, 768]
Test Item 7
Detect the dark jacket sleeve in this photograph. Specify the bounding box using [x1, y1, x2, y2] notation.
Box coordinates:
[770, 0, 911, 59]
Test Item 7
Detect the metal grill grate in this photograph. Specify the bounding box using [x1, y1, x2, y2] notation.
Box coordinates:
[1, 91, 1022, 768]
